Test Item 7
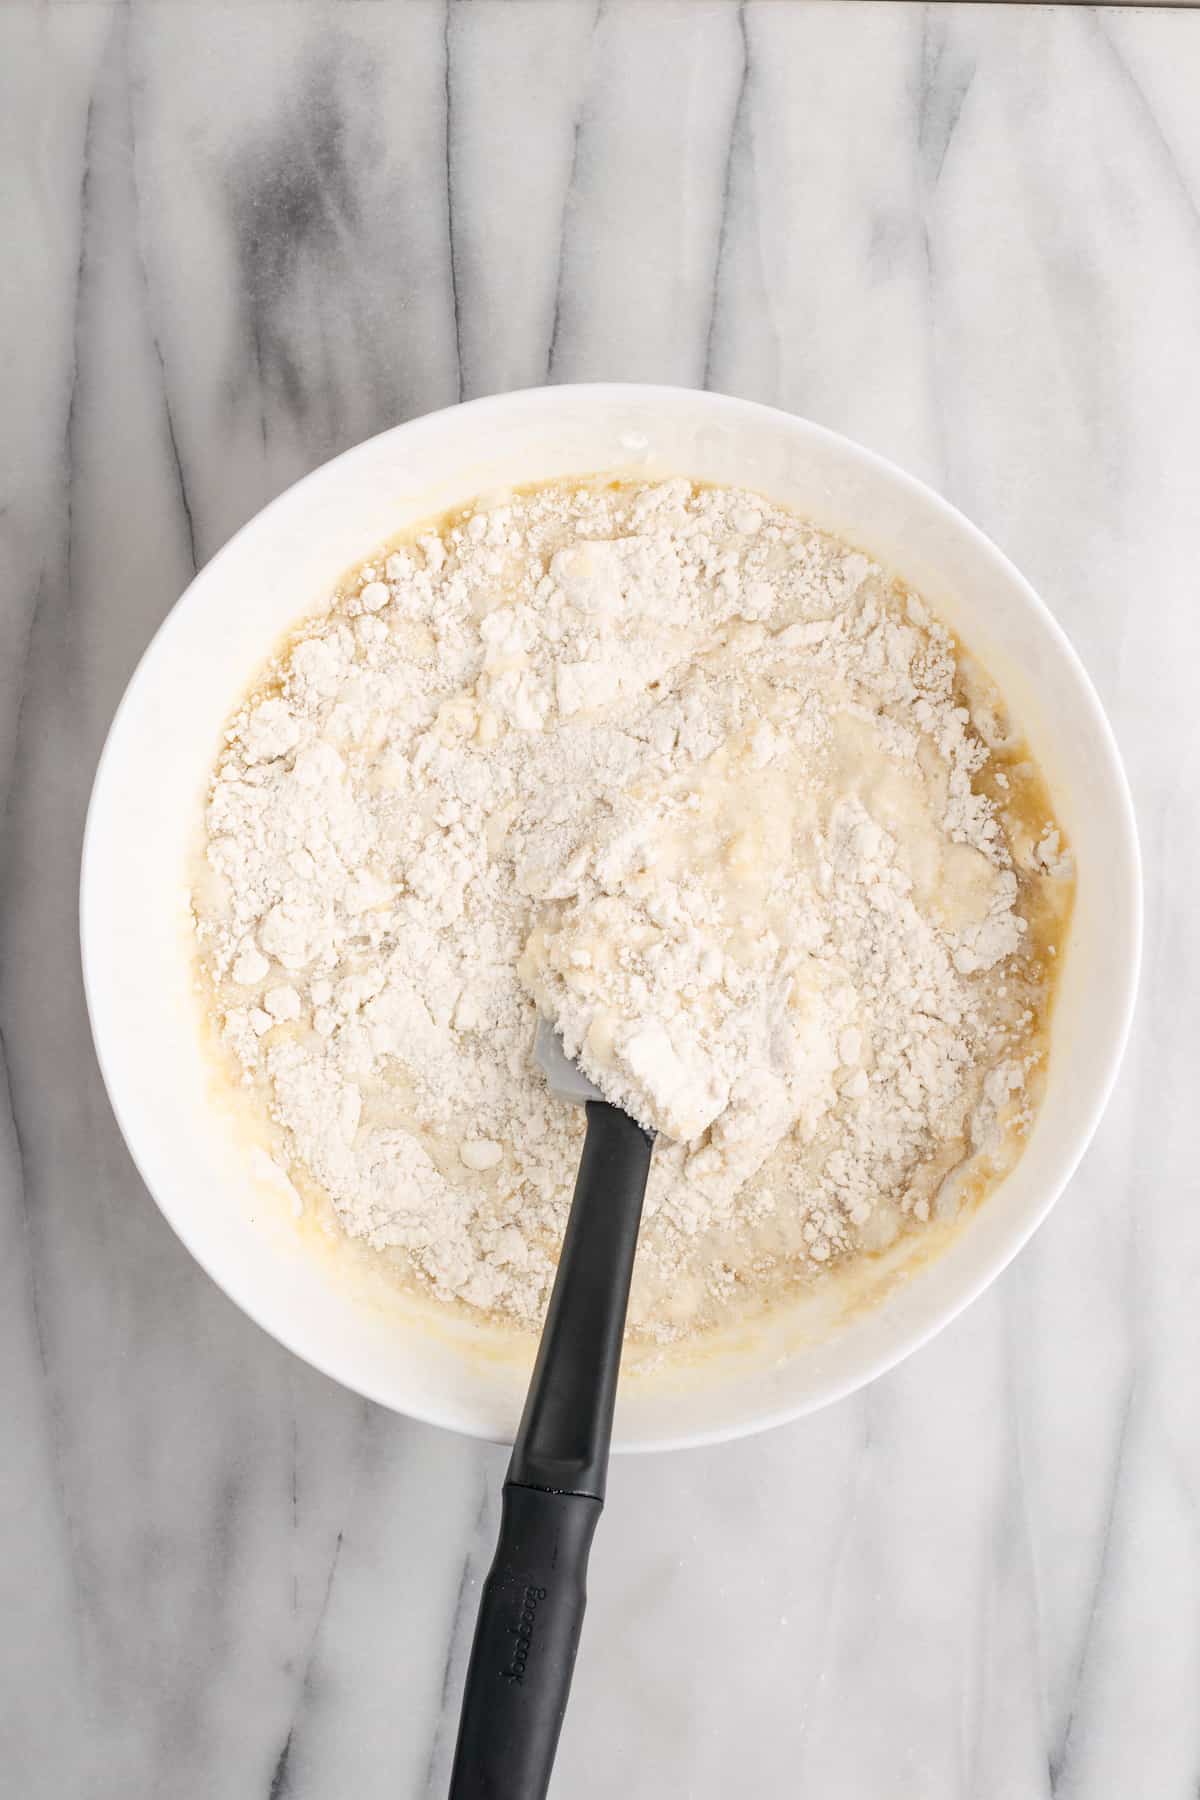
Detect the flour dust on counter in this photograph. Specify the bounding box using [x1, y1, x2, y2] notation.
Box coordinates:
[192, 478, 1072, 1344]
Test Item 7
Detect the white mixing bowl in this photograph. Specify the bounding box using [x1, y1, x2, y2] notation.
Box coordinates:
[81, 385, 1140, 1450]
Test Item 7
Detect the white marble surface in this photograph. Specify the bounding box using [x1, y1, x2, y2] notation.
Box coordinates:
[1, 2, 1197, 1794]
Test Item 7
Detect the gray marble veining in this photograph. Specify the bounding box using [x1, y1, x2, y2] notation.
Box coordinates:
[2, 3, 1197, 1796]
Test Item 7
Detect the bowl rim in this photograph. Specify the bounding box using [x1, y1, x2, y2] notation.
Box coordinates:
[80, 382, 1143, 1450]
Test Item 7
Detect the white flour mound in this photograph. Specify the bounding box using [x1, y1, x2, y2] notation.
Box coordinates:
[194, 479, 1068, 1340]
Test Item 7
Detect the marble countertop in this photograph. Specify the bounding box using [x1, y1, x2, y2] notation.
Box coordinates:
[2, 3, 1197, 1795]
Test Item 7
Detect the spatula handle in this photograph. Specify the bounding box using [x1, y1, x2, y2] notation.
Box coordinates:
[447, 1481, 600, 1800]
[448, 1102, 653, 1799]
[509, 1102, 654, 1498]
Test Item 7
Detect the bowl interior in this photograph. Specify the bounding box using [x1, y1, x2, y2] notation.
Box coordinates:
[82, 386, 1139, 1450]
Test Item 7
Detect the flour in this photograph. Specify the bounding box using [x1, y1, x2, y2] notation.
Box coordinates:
[194, 479, 1071, 1340]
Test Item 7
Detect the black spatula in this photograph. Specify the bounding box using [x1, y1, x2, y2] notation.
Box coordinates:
[448, 1021, 655, 1799]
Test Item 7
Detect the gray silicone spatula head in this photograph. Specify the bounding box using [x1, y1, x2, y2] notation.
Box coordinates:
[534, 1016, 604, 1106]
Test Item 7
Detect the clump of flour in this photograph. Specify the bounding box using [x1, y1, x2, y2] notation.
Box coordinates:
[194, 479, 1069, 1340]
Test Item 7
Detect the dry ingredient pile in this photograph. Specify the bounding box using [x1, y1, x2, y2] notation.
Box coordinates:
[194, 479, 1072, 1343]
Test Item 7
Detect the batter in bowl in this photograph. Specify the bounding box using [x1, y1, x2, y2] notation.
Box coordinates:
[192, 478, 1072, 1342]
